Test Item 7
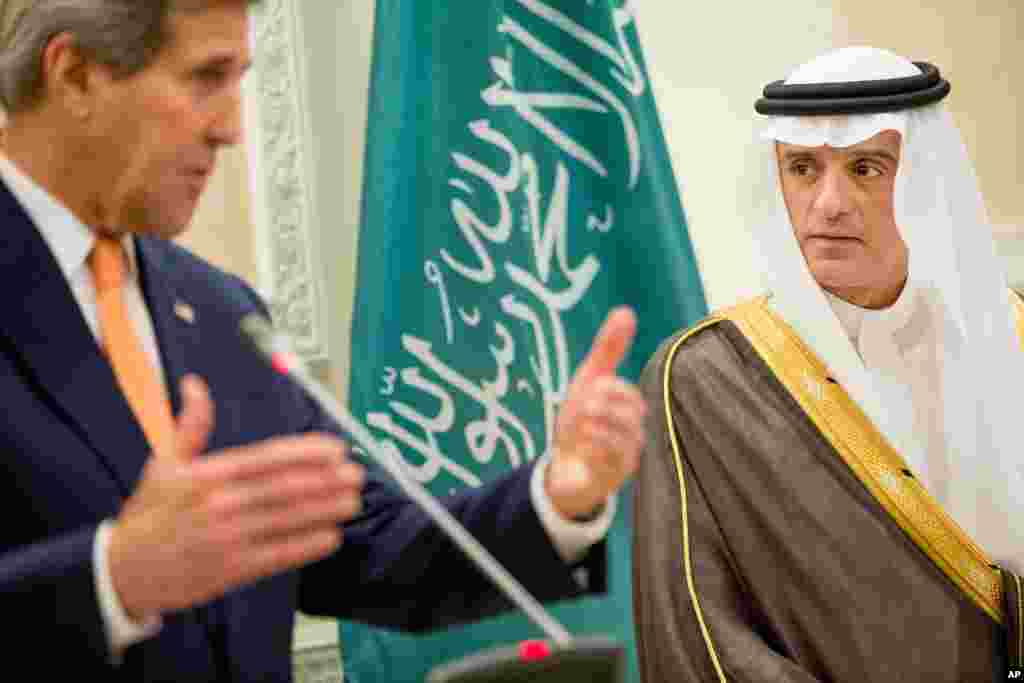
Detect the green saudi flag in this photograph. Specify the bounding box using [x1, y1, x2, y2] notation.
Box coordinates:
[343, 1, 706, 680]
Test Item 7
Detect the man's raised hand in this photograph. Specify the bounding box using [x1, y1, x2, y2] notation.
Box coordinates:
[108, 374, 364, 621]
[547, 307, 647, 521]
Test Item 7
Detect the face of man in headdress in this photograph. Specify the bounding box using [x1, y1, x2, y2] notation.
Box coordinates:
[776, 130, 910, 308]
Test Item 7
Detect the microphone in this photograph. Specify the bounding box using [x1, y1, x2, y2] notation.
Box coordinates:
[240, 314, 624, 682]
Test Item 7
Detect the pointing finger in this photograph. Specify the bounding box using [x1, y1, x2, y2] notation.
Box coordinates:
[573, 306, 637, 385]
[174, 374, 215, 463]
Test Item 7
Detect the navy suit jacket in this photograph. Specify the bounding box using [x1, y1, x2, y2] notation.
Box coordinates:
[0, 181, 604, 681]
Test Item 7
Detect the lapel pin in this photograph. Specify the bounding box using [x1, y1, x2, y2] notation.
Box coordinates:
[174, 301, 196, 324]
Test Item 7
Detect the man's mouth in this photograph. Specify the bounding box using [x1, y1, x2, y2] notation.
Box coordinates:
[807, 234, 861, 242]
[186, 167, 212, 179]
[184, 169, 210, 199]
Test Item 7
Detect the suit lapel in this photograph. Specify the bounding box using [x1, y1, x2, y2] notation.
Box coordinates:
[0, 182, 149, 496]
[135, 237, 267, 456]
[135, 237, 197, 420]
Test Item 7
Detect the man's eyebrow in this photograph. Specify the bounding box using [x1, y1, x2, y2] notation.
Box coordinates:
[847, 147, 900, 165]
[196, 54, 254, 73]
[780, 149, 818, 162]
[778, 146, 900, 165]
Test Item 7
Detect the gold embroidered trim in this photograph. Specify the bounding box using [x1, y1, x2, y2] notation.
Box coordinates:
[663, 319, 730, 683]
[1007, 291, 1024, 661]
[1010, 290, 1024, 342]
[726, 296, 1004, 623]
[1015, 572, 1023, 664]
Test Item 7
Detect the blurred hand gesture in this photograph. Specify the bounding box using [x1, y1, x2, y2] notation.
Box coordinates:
[108, 375, 364, 621]
[547, 307, 646, 520]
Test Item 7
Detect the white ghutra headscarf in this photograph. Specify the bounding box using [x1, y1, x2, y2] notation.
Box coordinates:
[757, 46, 1024, 572]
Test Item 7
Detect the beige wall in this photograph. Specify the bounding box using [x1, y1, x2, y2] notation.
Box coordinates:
[292, 0, 376, 399]
[176, 144, 258, 283]
[833, 0, 1023, 235]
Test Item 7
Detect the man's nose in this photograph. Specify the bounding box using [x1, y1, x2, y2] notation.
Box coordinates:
[813, 168, 855, 222]
[207, 86, 244, 148]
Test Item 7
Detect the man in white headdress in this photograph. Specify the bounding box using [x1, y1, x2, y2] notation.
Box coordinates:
[632, 46, 1024, 681]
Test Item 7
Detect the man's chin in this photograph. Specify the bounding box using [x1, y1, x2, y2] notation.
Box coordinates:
[808, 262, 863, 292]
[161, 217, 193, 240]
[124, 217, 192, 241]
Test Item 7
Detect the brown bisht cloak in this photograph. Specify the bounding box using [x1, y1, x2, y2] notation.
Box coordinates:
[633, 295, 1024, 682]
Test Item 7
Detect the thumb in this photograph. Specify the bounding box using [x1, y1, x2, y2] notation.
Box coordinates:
[573, 306, 637, 386]
[174, 374, 214, 462]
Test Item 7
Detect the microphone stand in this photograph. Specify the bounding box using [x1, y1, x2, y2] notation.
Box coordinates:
[240, 315, 623, 682]
[241, 314, 571, 644]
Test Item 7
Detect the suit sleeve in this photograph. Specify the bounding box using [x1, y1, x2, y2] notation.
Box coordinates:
[632, 340, 821, 682]
[0, 525, 115, 675]
[230, 275, 605, 632]
[298, 444, 606, 632]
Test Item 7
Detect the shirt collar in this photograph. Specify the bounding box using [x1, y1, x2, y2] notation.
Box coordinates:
[0, 153, 137, 282]
[826, 289, 866, 349]
[825, 272, 926, 357]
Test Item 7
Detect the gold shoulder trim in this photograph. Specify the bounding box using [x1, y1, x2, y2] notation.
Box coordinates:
[1010, 289, 1024, 342]
[724, 297, 1004, 623]
[662, 315, 730, 682]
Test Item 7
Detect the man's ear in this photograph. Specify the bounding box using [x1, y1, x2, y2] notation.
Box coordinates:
[40, 31, 99, 119]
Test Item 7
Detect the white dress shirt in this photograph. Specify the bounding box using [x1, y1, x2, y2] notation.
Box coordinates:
[0, 154, 614, 660]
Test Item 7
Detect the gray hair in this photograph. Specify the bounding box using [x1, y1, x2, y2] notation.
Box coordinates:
[0, 0, 258, 114]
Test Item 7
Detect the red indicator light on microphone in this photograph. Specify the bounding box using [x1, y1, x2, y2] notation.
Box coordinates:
[271, 352, 296, 375]
[517, 639, 552, 662]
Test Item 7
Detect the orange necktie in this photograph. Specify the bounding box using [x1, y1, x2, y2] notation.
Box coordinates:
[89, 236, 176, 457]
